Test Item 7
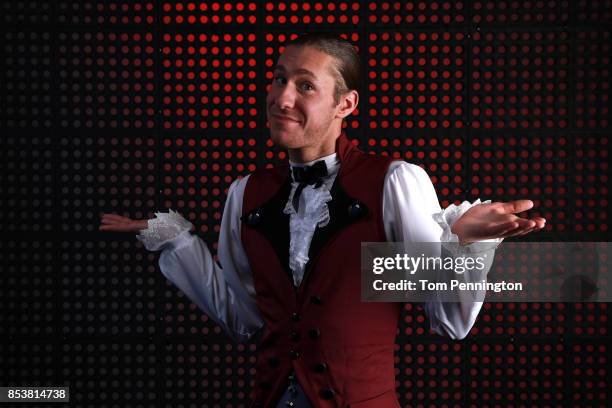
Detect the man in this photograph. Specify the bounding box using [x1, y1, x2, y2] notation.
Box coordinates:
[100, 33, 545, 407]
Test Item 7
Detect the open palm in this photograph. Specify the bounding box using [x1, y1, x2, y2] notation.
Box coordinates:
[451, 199, 546, 244]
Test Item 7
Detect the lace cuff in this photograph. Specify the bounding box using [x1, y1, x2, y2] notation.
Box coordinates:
[432, 199, 503, 255]
[135, 209, 194, 251]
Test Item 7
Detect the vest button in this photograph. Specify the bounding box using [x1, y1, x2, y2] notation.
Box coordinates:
[309, 295, 322, 305]
[267, 356, 279, 367]
[348, 201, 363, 218]
[291, 312, 301, 322]
[308, 328, 320, 340]
[289, 350, 301, 360]
[320, 387, 335, 400]
[247, 210, 262, 226]
[314, 362, 328, 373]
[290, 331, 300, 342]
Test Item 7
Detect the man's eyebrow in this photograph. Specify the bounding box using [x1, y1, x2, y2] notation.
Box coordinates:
[273, 65, 318, 80]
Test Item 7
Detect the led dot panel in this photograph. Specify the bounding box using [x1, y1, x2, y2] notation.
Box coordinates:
[263, 32, 361, 165]
[364, 131, 467, 208]
[0, 135, 54, 232]
[265, 1, 360, 25]
[60, 240, 157, 337]
[573, 303, 609, 336]
[469, 132, 568, 233]
[576, 0, 612, 24]
[569, 340, 608, 404]
[58, 1, 155, 25]
[467, 340, 566, 405]
[162, 1, 257, 25]
[163, 342, 257, 406]
[1, 1, 52, 25]
[160, 135, 257, 244]
[470, 30, 570, 130]
[60, 343, 157, 404]
[482, 242, 600, 303]
[396, 341, 464, 404]
[471, 1, 570, 26]
[367, 1, 467, 26]
[0, 31, 53, 129]
[474, 303, 567, 336]
[61, 134, 157, 232]
[574, 134, 609, 236]
[1, 1, 611, 406]
[0, 240, 55, 340]
[367, 31, 467, 130]
[0, 343, 55, 386]
[162, 289, 225, 337]
[161, 32, 258, 130]
[575, 30, 610, 129]
[400, 303, 439, 337]
[58, 31, 156, 129]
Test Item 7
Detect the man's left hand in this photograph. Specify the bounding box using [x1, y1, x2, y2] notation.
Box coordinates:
[450, 200, 546, 245]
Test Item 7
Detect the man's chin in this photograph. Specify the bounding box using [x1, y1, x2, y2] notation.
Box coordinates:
[270, 131, 302, 149]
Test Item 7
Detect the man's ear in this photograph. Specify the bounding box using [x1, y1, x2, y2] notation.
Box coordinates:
[335, 90, 359, 119]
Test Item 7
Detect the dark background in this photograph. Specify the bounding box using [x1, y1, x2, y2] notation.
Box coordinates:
[0, 1, 610, 407]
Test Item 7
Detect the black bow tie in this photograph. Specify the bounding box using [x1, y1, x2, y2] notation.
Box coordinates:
[292, 160, 328, 185]
[291, 160, 329, 212]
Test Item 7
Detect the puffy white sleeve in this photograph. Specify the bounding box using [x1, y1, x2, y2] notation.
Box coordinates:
[136, 176, 264, 343]
[382, 161, 502, 340]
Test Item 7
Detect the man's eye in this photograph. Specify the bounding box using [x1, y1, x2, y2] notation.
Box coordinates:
[273, 76, 285, 84]
[301, 83, 314, 91]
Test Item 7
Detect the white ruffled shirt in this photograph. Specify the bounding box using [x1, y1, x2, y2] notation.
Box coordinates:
[136, 157, 501, 343]
[283, 154, 338, 287]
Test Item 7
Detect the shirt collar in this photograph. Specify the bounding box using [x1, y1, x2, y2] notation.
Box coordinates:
[289, 153, 339, 179]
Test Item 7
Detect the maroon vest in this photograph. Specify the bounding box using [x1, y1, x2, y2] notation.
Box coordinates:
[241, 134, 401, 407]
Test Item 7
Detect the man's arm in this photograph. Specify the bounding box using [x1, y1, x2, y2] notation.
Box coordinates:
[382, 161, 499, 340]
[138, 176, 264, 343]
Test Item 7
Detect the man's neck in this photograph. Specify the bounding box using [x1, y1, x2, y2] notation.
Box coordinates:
[289, 152, 340, 181]
[287, 132, 341, 163]
[289, 152, 338, 168]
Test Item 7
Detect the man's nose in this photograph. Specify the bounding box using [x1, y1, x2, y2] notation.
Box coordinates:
[276, 83, 296, 110]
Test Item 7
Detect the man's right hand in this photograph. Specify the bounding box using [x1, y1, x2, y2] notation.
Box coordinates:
[99, 213, 149, 233]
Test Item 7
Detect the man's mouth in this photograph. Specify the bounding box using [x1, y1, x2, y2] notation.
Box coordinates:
[271, 114, 301, 123]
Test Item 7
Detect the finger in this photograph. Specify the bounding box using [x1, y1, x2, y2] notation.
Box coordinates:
[501, 224, 538, 238]
[484, 220, 520, 236]
[517, 226, 538, 236]
[497, 229, 524, 239]
[102, 214, 130, 222]
[499, 200, 534, 215]
[503, 228, 533, 238]
[495, 220, 534, 238]
[102, 213, 133, 221]
[99, 225, 129, 232]
[533, 217, 546, 228]
[486, 218, 535, 238]
[477, 221, 521, 240]
[510, 217, 538, 229]
[100, 218, 122, 225]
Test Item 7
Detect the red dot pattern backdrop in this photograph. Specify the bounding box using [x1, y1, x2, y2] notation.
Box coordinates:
[0, 1, 610, 407]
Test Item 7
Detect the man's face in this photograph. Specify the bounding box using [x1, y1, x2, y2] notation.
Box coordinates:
[266, 45, 342, 153]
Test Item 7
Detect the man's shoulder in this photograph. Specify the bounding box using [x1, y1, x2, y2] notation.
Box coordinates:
[343, 148, 397, 178]
[238, 163, 291, 196]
